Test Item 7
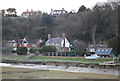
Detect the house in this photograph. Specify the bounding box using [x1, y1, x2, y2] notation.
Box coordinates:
[9, 38, 44, 55]
[19, 38, 31, 48]
[21, 9, 41, 18]
[13, 38, 31, 48]
[26, 39, 43, 48]
[10, 40, 18, 48]
[50, 8, 67, 16]
[95, 48, 114, 57]
[87, 43, 108, 52]
[10, 38, 43, 48]
[10, 38, 31, 54]
[45, 33, 70, 52]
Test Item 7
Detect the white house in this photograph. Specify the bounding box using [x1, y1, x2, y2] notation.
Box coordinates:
[46, 34, 70, 52]
[10, 40, 17, 48]
[50, 8, 67, 16]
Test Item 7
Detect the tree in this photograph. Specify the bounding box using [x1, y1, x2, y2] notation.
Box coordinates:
[6, 8, 17, 17]
[72, 41, 86, 51]
[41, 13, 54, 27]
[34, 27, 47, 40]
[86, 8, 91, 11]
[1, 9, 6, 16]
[108, 36, 120, 56]
[78, 5, 86, 12]
[16, 47, 28, 55]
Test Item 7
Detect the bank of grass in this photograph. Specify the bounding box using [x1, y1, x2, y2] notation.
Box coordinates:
[2, 54, 113, 64]
[30, 56, 113, 64]
[2, 54, 25, 60]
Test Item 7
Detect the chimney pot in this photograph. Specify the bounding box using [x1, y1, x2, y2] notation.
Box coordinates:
[62, 33, 65, 38]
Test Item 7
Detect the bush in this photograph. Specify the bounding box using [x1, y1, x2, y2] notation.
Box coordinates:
[30, 48, 38, 53]
[41, 45, 57, 52]
[16, 47, 28, 55]
[2, 47, 13, 53]
[38, 48, 42, 53]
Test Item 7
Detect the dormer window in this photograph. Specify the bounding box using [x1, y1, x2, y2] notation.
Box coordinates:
[98, 50, 100, 52]
[102, 50, 104, 52]
[106, 50, 109, 52]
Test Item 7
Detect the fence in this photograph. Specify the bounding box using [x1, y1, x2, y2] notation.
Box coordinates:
[37, 52, 82, 57]
[39, 52, 67, 56]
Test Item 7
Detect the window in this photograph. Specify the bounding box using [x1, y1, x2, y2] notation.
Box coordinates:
[105, 50, 109, 52]
[98, 50, 100, 52]
[102, 50, 104, 52]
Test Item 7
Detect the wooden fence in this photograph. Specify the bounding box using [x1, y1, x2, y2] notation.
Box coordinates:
[36, 52, 82, 57]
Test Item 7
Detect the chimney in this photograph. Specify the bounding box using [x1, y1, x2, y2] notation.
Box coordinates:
[51, 9, 53, 15]
[51, 8, 53, 12]
[62, 33, 66, 49]
[62, 33, 65, 38]
[48, 34, 51, 39]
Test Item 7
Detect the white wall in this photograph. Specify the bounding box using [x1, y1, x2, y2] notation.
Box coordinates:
[61, 38, 70, 48]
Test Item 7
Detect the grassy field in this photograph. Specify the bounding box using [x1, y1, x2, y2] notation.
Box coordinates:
[2, 54, 113, 64]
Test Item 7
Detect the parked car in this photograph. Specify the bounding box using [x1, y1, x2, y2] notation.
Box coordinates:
[84, 54, 100, 59]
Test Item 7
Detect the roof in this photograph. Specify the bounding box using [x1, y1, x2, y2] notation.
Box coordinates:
[11, 39, 40, 45]
[53, 10, 67, 12]
[88, 44, 108, 48]
[95, 44, 108, 48]
[22, 11, 37, 14]
[46, 37, 63, 44]
[95, 48, 113, 55]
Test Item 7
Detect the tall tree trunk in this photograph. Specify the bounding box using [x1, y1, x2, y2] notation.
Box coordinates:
[93, 25, 96, 48]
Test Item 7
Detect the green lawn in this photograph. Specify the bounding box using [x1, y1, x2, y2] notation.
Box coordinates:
[2, 54, 25, 60]
[30, 56, 113, 64]
[2, 54, 113, 64]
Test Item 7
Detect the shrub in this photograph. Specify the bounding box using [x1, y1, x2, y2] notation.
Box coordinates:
[2, 47, 13, 53]
[41, 45, 57, 52]
[38, 48, 42, 53]
[16, 47, 28, 55]
[30, 48, 38, 53]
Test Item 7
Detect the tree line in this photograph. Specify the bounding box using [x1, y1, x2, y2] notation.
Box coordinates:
[2, 1, 120, 54]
